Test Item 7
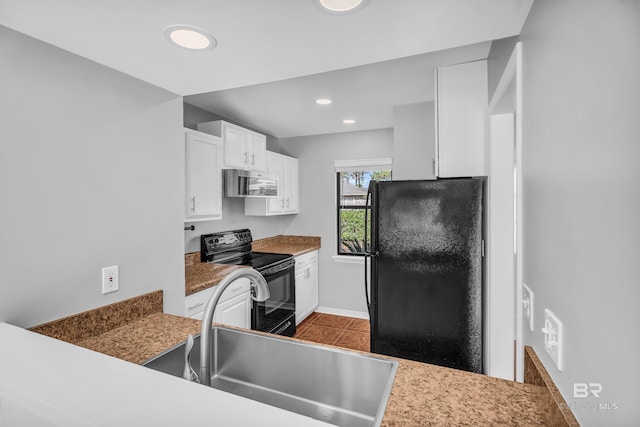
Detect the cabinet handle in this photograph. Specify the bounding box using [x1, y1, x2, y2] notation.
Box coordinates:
[191, 196, 196, 212]
[432, 158, 436, 176]
[281, 199, 285, 208]
[286, 198, 290, 208]
[227, 284, 244, 294]
[188, 302, 204, 311]
[306, 268, 310, 279]
[251, 153, 255, 165]
[243, 152, 248, 164]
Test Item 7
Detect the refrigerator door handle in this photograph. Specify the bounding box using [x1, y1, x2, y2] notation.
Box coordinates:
[364, 184, 373, 314]
[364, 251, 378, 315]
[364, 253, 371, 313]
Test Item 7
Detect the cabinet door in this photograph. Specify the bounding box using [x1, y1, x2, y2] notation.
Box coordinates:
[295, 268, 310, 325]
[213, 292, 251, 329]
[222, 123, 248, 169]
[308, 262, 319, 312]
[436, 60, 487, 177]
[294, 251, 319, 325]
[248, 132, 267, 172]
[282, 156, 299, 213]
[185, 131, 222, 221]
[243, 151, 299, 217]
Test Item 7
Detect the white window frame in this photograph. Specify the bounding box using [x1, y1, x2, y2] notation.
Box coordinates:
[332, 158, 392, 264]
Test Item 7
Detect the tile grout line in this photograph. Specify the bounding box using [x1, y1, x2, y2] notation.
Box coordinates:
[333, 328, 348, 345]
[294, 313, 371, 347]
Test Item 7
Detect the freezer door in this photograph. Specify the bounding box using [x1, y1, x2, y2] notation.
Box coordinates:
[370, 179, 484, 373]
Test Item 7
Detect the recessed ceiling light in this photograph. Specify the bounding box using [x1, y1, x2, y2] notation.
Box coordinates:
[342, 119, 356, 124]
[164, 25, 217, 50]
[313, 0, 371, 15]
[316, 98, 333, 105]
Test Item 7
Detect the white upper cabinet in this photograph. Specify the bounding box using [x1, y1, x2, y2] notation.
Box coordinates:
[184, 128, 222, 222]
[197, 120, 267, 172]
[282, 155, 299, 213]
[266, 153, 285, 213]
[247, 131, 267, 172]
[245, 151, 299, 216]
[435, 60, 488, 178]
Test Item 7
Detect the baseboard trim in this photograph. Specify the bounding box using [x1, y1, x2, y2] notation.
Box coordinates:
[315, 306, 369, 320]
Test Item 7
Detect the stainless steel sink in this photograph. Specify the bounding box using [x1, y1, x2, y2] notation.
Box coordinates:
[142, 326, 397, 427]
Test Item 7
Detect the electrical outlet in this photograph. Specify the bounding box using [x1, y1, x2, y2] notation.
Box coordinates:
[542, 309, 563, 371]
[102, 265, 119, 294]
[522, 283, 534, 331]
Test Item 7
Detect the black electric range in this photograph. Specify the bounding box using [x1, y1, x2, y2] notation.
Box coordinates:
[200, 229, 296, 336]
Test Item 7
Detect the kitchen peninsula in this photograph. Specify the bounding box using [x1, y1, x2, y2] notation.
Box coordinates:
[8, 289, 578, 426]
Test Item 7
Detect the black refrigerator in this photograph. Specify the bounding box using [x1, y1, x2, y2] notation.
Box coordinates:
[365, 178, 484, 373]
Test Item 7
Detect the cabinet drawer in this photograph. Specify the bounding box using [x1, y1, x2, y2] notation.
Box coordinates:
[185, 278, 250, 318]
[295, 250, 318, 272]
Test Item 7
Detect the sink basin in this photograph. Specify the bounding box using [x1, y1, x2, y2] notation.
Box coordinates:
[142, 326, 397, 427]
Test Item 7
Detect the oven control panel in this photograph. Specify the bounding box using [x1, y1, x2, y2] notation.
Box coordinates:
[200, 229, 252, 262]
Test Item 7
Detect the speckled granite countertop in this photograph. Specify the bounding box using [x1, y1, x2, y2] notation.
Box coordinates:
[31, 291, 574, 426]
[252, 235, 321, 257]
[185, 235, 321, 296]
[185, 257, 247, 296]
[30, 291, 202, 365]
[72, 318, 552, 426]
[76, 313, 201, 364]
[383, 357, 548, 426]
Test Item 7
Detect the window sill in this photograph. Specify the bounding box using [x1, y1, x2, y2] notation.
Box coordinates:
[332, 255, 365, 265]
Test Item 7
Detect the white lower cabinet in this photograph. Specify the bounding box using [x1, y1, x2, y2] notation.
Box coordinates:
[185, 278, 251, 328]
[295, 250, 319, 325]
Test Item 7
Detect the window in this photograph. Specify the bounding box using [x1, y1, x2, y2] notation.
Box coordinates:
[335, 159, 392, 256]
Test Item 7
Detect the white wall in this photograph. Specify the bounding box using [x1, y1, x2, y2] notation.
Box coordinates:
[392, 102, 436, 180]
[0, 25, 185, 325]
[503, 2, 639, 425]
[279, 129, 393, 316]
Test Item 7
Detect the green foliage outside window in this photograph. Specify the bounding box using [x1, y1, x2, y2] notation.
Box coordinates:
[339, 210, 367, 254]
[337, 168, 391, 255]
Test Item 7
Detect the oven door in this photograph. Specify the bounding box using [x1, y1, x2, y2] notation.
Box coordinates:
[252, 259, 296, 336]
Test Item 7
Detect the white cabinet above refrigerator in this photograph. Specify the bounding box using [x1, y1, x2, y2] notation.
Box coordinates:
[435, 60, 488, 178]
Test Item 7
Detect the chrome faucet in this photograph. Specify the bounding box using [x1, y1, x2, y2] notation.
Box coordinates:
[197, 268, 270, 387]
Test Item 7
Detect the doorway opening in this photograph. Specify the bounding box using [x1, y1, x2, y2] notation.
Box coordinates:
[486, 42, 523, 381]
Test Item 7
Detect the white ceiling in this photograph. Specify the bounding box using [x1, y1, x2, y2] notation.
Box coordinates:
[0, 0, 533, 138]
[185, 42, 492, 138]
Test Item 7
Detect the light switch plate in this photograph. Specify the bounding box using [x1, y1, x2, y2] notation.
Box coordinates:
[102, 265, 119, 294]
[542, 309, 563, 370]
[522, 283, 534, 331]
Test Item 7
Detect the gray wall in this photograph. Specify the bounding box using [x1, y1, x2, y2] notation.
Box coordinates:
[0, 25, 185, 325]
[279, 129, 394, 315]
[184, 198, 285, 253]
[392, 102, 436, 180]
[487, 36, 519, 101]
[184, 102, 283, 153]
[494, 2, 639, 425]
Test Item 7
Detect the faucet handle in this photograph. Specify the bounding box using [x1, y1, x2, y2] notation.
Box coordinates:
[182, 334, 199, 383]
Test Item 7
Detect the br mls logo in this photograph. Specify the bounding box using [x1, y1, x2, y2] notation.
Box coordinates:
[574, 383, 602, 398]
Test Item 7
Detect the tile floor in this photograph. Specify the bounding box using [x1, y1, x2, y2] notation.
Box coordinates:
[294, 312, 370, 352]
